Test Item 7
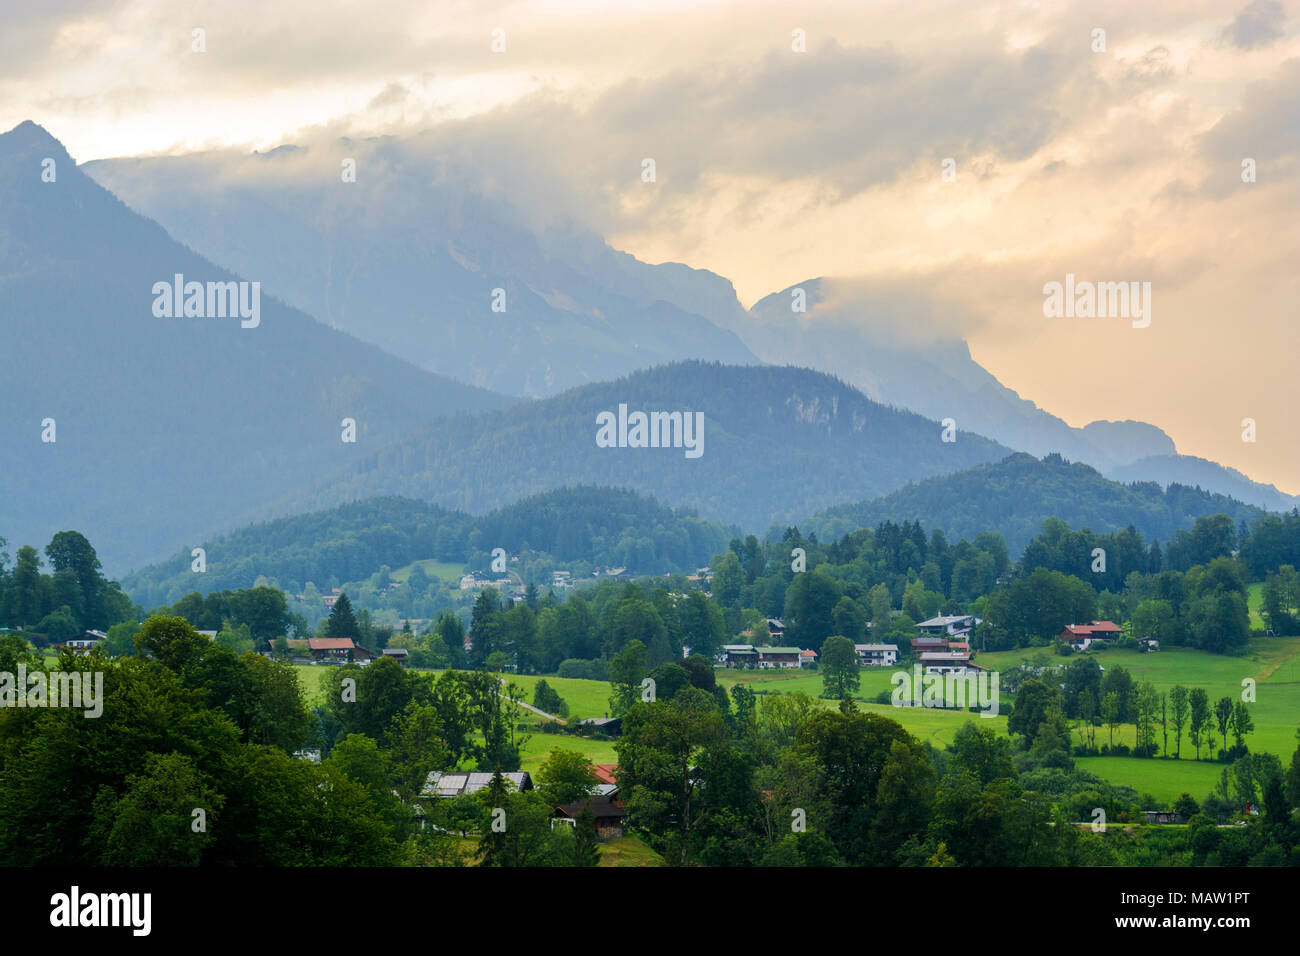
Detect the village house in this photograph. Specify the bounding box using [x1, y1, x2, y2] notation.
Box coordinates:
[911, 635, 951, 653]
[686, 568, 713, 587]
[917, 615, 981, 639]
[720, 644, 759, 667]
[553, 794, 627, 839]
[1142, 810, 1185, 825]
[285, 636, 372, 662]
[855, 643, 900, 667]
[381, 647, 410, 666]
[1060, 621, 1122, 651]
[578, 715, 622, 738]
[755, 646, 802, 669]
[64, 630, 105, 655]
[800, 648, 819, 668]
[919, 650, 980, 676]
[591, 764, 620, 796]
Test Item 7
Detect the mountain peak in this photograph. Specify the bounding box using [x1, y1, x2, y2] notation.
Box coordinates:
[0, 120, 72, 162]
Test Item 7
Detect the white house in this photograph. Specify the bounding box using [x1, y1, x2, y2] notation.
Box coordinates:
[917, 615, 982, 638]
[920, 650, 979, 676]
[854, 643, 899, 667]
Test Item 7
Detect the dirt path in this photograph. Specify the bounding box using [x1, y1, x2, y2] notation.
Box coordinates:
[496, 681, 566, 724]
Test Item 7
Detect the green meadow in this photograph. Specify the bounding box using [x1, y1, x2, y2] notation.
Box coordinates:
[292, 635, 1300, 805]
[493, 673, 615, 721]
[387, 559, 465, 584]
[292, 663, 331, 707]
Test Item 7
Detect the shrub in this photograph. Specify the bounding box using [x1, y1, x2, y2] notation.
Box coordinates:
[557, 658, 608, 681]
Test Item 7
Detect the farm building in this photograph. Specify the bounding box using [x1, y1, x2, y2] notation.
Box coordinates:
[553, 794, 626, 839]
[421, 771, 533, 798]
[578, 716, 622, 737]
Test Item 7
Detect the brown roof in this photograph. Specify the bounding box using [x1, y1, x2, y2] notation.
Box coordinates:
[308, 637, 356, 650]
[555, 794, 626, 820]
[1062, 621, 1122, 638]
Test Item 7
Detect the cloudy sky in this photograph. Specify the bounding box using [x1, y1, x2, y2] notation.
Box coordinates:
[2, 0, 1297, 493]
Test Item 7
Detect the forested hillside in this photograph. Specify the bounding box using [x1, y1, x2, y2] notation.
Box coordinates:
[270, 361, 1011, 532]
[806, 453, 1265, 556]
[122, 487, 733, 609]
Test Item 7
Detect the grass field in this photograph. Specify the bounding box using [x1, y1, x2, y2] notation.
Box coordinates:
[719, 666, 900, 701]
[292, 663, 332, 707]
[495, 673, 614, 722]
[1073, 756, 1224, 803]
[978, 639, 1300, 758]
[291, 636, 1300, 805]
[518, 733, 619, 770]
[388, 559, 465, 584]
[598, 834, 665, 866]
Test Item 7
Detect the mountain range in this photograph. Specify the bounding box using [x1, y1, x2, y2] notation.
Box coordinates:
[259, 361, 1013, 534]
[84, 132, 1297, 513]
[2, 120, 1293, 581]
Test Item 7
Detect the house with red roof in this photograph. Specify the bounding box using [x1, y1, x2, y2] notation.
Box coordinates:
[1059, 621, 1122, 651]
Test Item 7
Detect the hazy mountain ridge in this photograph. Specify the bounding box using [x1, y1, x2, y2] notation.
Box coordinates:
[85, 141, 760, 398]
[259, 361, 1013, 534]
[0, 121, 514, 575]
[1107, 454, 1300, 514]
[84, 133, 1291, 510]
